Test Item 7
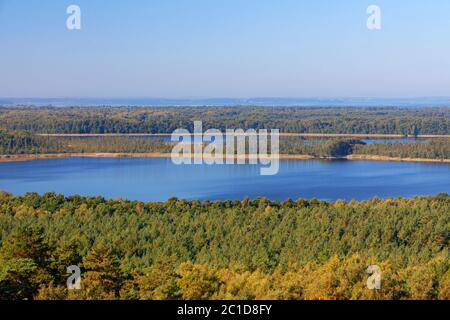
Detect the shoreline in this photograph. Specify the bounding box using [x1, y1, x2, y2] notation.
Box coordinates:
[0, 153, 314, 163]
[36, 133, 450, 138]
[346, 154, 450, 163]
[1, 152, 449, 164]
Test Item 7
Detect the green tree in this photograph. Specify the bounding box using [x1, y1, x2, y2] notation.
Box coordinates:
[137, 259, 180, 300]
[177, 262, 221, 300]
[0, 259, 37, 300]
[77, 243, 124, 300]
[0, 226, 53, 299]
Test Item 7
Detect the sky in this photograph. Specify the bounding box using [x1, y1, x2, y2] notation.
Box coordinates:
[0, 0, 450, 98]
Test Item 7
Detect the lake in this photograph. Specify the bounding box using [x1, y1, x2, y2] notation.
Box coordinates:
[1, 158, 449, 201]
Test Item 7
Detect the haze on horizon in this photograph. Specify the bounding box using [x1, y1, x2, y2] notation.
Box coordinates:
[1, 0, 449, 98]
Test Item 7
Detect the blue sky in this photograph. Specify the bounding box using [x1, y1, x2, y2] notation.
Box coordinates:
[0, 0, 449, 98]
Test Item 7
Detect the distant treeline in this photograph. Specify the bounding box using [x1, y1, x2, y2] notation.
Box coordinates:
[2, 129, 450, 160]
[0, 128, 360, 157]
[1, 106, 449, 134]
[0, 129, 172, 154]
[0, 193, 448, 300]
[280, 137, 365, 157]
[354, 139, 450, 160]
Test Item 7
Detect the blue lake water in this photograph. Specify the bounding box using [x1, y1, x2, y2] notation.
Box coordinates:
[0, 158, 449, 201]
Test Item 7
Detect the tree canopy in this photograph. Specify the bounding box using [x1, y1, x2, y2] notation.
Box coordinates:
[0, 193, 448, 300]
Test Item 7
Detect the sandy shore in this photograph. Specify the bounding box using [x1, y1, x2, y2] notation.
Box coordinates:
[0, 153, 173, 162]
[0, 153, 313, 163]
[347, 154, 450, 163]
[1, 152, 449, 164]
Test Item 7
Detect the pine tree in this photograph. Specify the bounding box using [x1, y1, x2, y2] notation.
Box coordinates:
[0, 226, 53, 300]
[78, 243, 124, 300]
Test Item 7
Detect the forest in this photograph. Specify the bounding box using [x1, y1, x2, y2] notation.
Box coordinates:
[1, 106, 449, 135]
[1, 106, 450, 160]
[2, 128, 450, 160]
[0, 129, 173, 155]
[0, 192, 448, 300]
[353, 139, 450, 160]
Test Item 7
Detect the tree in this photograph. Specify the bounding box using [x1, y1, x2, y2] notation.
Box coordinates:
[0, 226, 53, 299]
[177, 262, 220, 300]
[0, 259, 37, 300]
[438, 270, 450, 300]
[137, 259, 180, 300]
[77, 243, 124, 300]
[50, 239, 82, 285]
[0, 226, 51, 267]
[34, 282, 68, 300]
